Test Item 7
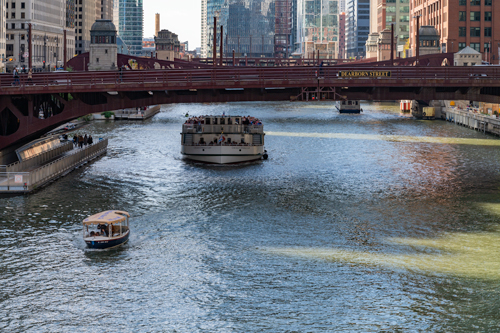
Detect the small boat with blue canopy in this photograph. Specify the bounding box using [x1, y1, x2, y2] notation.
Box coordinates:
[83, 210, 130, 249]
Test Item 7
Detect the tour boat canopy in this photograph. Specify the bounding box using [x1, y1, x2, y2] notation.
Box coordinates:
[83, 210, 130, 225]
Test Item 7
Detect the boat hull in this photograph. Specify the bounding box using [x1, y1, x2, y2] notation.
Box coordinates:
[181, 145, 264, 164]
[336, 106, 361, 114]
[84, 231, 130, 249]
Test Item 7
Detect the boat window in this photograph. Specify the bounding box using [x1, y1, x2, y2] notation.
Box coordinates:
[355, 101, 358, 105]
[235, 118, 240, 124]
[348, 101, 352, 105]
[213, 118, 218, 125]
[205, 118, 211, 125]
[220, 118, 225, 125]
[228, 118, 232, 125]
[342, 101, 346, 105]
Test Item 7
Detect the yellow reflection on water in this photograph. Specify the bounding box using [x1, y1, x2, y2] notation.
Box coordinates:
[266, 131, 500, 146]
[264, 228, 500, 280]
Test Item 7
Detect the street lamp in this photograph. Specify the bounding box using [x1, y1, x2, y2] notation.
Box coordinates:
[43, 34, 47, 70]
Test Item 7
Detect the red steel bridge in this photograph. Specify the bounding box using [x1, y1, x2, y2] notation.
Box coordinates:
[1, 64, 500, 151]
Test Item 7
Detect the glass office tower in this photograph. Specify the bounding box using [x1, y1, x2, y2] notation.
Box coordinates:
[117, 0, 143, 56]
[296, 0, 339, 58]
[206, 0, 275, 58]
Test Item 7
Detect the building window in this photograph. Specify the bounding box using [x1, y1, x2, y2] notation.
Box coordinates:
[470, 0, 480, 4]
[21, 12, 25, 19]
[485, 27, 492, 37]
[470, 43, 480, 52]
[21, 23, 24, 29]
[11, 13, 15, 18]
[485, 12, 492, 21]
[11, 23, 15, 29]
[459, 12, 466, 21]
[11, 2, 15, 8]
[485, 0, 492, 5]
[459, 27, 466, 37]
[459, 0, 466, 4]
[484, 43, 490, 51]
[459, 42, 466, 50]
[470, 12, 480, 21]
[470, 27, 480, 37]
[96, 58, 99, 63]
[21, 2, 25, 8]
[21, 34, 24, 40]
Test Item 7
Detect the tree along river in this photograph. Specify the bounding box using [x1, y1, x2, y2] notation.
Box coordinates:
[1, 101, 500, 331]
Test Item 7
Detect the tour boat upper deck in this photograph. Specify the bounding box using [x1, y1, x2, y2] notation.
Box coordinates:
[181, 115, 266, 164]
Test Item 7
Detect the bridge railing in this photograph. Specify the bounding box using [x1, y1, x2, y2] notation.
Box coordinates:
[2, 66, 500, 91]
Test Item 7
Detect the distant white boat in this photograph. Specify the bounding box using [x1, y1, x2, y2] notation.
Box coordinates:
[336, 100, 362, 113]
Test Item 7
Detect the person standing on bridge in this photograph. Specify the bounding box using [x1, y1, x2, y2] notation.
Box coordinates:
[118, 65, 124, 83]
[27, 69, 33, 85]
[13, 68, 20, 86]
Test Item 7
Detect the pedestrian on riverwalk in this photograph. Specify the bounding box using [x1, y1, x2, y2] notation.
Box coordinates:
[83, 134, 88, 146]
[73, 135, 78, 147]
[78, 135, 84, 148]
[88, 135, 93, 145]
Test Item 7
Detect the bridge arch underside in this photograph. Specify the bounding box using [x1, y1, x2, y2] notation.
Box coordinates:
[1, 86, 500, 150]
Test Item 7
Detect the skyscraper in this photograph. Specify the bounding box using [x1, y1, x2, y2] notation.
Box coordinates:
[204, 0, 275, 59]
[74, 0, 97, 55]
[274, 0, 293, 57]
[117, 0, 143, 56]
[297, 0, 339, 58]
[0, 0, 6, 70]
[6, 0, 75, 68]
[373, 0, 409, 53]
[201, 0, 207, 57]
[345, 0, 370, 58]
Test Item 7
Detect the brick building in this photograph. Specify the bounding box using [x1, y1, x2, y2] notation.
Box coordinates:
[410, 0, 499, 63]
[339, 12, 346, 59]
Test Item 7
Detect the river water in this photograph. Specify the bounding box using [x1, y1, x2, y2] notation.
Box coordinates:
[1, 101, 500, 332]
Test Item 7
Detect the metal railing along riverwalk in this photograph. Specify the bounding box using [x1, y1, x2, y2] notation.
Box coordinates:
[6, 141, 74, 173]
[0, 138, 108, 193]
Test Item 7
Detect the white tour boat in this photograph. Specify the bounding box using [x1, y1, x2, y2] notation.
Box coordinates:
[336, 100, 362, 114]
[181, 115, 267, 164]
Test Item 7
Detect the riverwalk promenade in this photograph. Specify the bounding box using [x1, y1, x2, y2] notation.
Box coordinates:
[0, 138, 108, 195]
[443, 104, 500, 136]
